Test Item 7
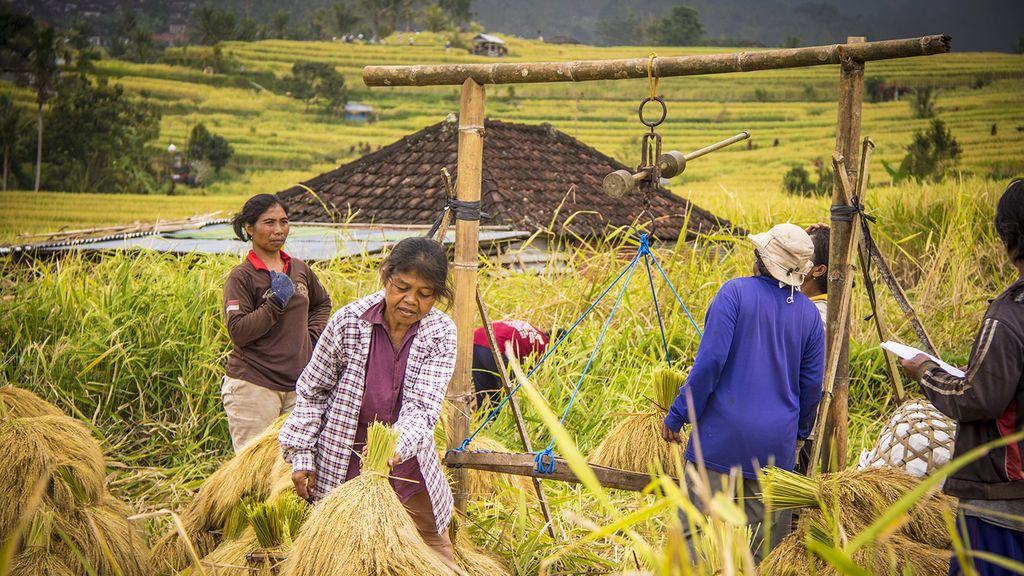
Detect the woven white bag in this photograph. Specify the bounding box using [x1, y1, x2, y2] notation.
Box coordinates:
[858, 399, 956, 478]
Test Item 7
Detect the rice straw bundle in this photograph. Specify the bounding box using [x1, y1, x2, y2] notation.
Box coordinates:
[759, 466, 957, 550]
[246, 490, 312, 548]
[0, 385, 64, 419]
[588, 367, 687, 476]
[151, 415, 290, 573]
[281, 422, 454, 576]
[760, 528, 950, 575]
[695, 519, 754, 574]
[180, 528, 263, 576]
[0, 415, 106, 539]
[63, 496, 150, 576]
[451, 517, 512, 576]
[8, 546, 77, 576]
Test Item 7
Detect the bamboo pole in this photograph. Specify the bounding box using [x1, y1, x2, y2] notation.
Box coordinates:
[448, 78, 486, 515]
[476, 291, 558, 539]
[363, 35, 949, 87]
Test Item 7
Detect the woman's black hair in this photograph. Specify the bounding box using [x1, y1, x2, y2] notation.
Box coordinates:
[996, 179, 1024, 263]
[808, 226, 830, 294]
[232, 194, 289, 241]
[380, 237, 453, 303]
[754, 250, 772, 278]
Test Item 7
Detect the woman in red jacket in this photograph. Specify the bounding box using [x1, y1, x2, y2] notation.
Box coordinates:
[222, 194, 332, 452]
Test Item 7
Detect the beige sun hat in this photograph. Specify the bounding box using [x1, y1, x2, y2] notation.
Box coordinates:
[748, 223, 815, 289]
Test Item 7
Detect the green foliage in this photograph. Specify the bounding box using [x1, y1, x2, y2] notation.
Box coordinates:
[865, 76, 886, 103]
[190, 5, 238, 45]
[1017, 36, 1024, 54]
[418, 4, 452, 33]
[235, 17, 264, 42]
[43, 75, 162, 193]
[653, 5, 704, 46]
[271, 10, 290, 40]
[910, 86, 936, 119]
[595, 11, 649, 46]
[109, 10, 160, 64]
[784, 36, 801, 48]
[0, 93, 29, 191]
[332, 1, 362, 36]
[186, 122, 233, 174]
[286, 62, 347, 114]
[439, 0, 473, 26]
[782, 160, 832, 197]
[883, 119, 962, 184]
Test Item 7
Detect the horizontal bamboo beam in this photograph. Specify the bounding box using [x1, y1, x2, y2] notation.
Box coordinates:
[364, 35, 950, 87]
[443, 450, 669, 492]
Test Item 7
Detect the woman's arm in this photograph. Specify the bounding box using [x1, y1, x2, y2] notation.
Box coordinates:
[306, 268, 333, 346]
[393, 324, 457, 464]
[279, 311, 346, 471]
[224, 271, 282, 348]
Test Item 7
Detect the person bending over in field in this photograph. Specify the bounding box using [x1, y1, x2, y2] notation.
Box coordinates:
[472, 320, 557, 410]
[900, 179, 1024, 576]
[279, 237, 458, 562]
[661, 223, 825, 564]
[221, 194, 332, 453]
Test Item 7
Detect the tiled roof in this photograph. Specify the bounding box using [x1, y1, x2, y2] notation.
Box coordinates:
[278, 118, 739, 241]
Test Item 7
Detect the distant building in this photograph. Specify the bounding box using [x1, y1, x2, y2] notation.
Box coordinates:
[472, 33, 508, 57]
[343, 103, 375, 123]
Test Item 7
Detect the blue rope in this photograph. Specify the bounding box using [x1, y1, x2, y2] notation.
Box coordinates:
[453, 250, 641, 452]
[649, 248, 703, 338]
[534, 448, 556, 474]
[643, 251, 671, 366]
[541, 250, 641, 457]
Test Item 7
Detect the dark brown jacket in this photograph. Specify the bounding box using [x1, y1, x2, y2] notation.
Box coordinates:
[223, 254, 332, 391]
[920, 277, 1024, 500]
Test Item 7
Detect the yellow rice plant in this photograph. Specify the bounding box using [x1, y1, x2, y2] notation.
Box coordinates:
[588, 367, 687, 476]
[0, 385, 64, 419]
[0, 415, 106, 541]
[760, 526, 949, 576]
[151, 415, 290, 573]
[281, 422, 454, 576]
[462, 435, 536, 501]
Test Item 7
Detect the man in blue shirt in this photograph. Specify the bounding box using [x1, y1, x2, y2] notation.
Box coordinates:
[662, 223, 826, 563]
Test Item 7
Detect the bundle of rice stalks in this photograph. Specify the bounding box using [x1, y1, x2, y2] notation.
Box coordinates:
[0, 415, 106, 540]
[179, 528, 264, 576]
[451, 517, 512, 576]
[760, 527, 950, 576]
[0, 385, 64, 419]
[759, 466, 957, 550]
[588, 367, 687, 476]
[151, 415, 291, 573]
[246, 490, 312, 549]
[281, 422, 454, 576]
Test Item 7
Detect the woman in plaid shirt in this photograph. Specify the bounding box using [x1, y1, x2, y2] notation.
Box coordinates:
[279, 237, 458, 560]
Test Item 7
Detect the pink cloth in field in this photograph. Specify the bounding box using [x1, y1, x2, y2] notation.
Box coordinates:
[472, 320, 548, 358]
[344, 300, 426, 502]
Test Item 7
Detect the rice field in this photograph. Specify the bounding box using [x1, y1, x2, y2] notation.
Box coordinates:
[0, 35, 1022, 575]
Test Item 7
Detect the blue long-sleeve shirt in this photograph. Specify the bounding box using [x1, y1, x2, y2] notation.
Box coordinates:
[664, 275, 825, 479]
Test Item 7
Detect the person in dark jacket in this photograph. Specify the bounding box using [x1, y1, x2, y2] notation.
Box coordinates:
[901, 179, 1024, 576]
[662, 222, 825, 563]
[222, 194, 332, 452]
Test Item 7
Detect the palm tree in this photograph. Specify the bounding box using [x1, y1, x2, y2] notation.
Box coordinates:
[28, 26, 62, 192]
[0, 94, 25, 191]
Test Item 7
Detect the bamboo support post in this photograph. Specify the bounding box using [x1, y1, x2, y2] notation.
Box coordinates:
[863, 236, 938, 355]
[448, 79, 486, 514]
[476, 290, 558, 539]
[817, 37, 865, 473]
[364, 35, 949, 87]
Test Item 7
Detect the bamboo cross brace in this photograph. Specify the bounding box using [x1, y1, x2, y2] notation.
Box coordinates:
[475, 289, 559, 540]
[851, 139, 905, 402]
[810, 153, 864, 475]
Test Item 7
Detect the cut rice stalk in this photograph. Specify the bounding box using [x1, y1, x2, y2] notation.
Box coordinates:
[0, 385, 64, 419]
[0, 415, 106, 541]
[759, 466, 821, 511]
[281, 423, 454, 576]
[588, 367, 689, 477]
[246, 491, 311, 549]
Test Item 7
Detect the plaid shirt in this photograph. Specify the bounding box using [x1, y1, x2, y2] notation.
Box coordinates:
[279, 290, 457, 532]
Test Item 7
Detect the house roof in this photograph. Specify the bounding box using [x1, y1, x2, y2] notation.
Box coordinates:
[474, 33, 506, 45]
[278, 118, 739, 241]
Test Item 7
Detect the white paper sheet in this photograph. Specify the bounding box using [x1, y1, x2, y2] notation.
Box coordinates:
[881, 340, 966, 378]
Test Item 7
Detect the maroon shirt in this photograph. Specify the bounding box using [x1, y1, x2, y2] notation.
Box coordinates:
[344, 300, 426, 502]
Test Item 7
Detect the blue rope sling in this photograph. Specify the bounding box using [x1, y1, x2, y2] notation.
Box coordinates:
[448, 233, 703, 474]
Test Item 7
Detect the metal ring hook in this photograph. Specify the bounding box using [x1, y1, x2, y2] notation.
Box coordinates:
[638, 96, 667, 128]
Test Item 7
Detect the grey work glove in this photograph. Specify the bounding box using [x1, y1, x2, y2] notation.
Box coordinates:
[269, 270, 294, 308]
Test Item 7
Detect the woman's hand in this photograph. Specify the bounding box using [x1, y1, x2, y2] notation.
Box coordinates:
[386, 452, 400, 468]
[899, 353, 932, 382]
[292, 470, 316, 502]
[661, 421, 683, 444]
